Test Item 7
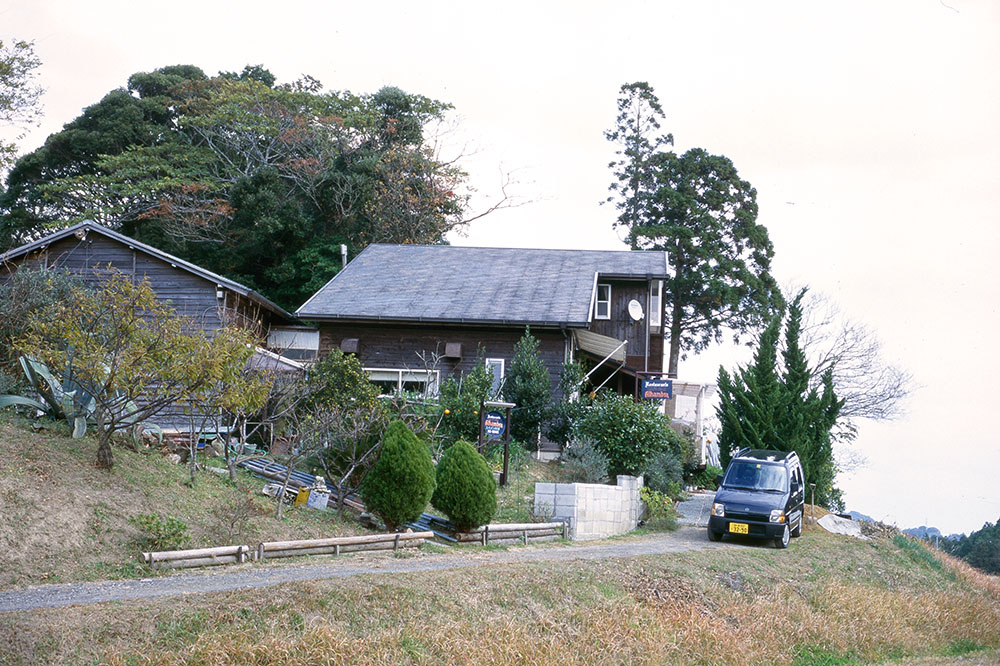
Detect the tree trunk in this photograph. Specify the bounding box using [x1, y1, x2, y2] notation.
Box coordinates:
[96, 431, 114, 469]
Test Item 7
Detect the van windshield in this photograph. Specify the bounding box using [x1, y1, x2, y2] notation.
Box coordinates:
[723, 461, 788, 492]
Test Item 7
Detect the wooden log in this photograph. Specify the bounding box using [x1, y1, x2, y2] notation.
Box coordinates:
[152, 555, 241, 569]
[261, 539, 425, 560]
[479, 535, 562, 545]
[260, 531, 432, 552]
[144, 545, 249, 564]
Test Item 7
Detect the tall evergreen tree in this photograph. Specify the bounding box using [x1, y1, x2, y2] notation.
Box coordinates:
[605, 82, 779, 377]
[717, 289, 844, 508]
[502, 327, 551, 447]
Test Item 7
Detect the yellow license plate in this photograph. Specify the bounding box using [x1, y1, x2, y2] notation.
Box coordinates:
[729, 522, 749, 535]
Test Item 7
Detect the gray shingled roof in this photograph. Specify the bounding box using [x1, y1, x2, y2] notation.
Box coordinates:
[296, 244, 669, 327]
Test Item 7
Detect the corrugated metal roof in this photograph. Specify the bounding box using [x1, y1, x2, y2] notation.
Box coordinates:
[296, 244, 669, 326]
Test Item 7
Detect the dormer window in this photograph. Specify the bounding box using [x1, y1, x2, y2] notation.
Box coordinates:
[595, 283, 611, 320]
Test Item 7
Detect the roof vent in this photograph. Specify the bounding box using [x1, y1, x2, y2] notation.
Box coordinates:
[341, 338, 359, 354]
[444, 342, 462, 359]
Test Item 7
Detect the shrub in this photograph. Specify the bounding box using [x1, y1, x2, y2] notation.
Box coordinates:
[544, 361, 589, 446]
[573, 393, 676, 478]
[561, 437, 609, 484]
[304, 349, 382, 411]
[129, 513, 190, 552]
[688, 464, 724, 489]
[432, 440, 497, 531]
[640, 486, 677, 531]
[502, 328, 551, 447]
[484, 439, 529, 474]
[438, 354, 494, 446]
[643, 449, 684, 494]
[360, 420, 436, 531]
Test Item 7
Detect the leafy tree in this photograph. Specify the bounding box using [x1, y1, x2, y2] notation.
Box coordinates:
[502, 327, 551, 446]
[360, 420, 436, 531]
[716, 289, 844, 508]
[942, 518, 1000, 575]
[16, 271, 260, 470]
[431, 439, 497, 531]
[605, 82, 778, 377]
[304, 348, 382, 411]
[1, 65, 480, 310]
[573, 393, 678, 479]
[0, 39, 43, 171]
[438, 356, 494, 446]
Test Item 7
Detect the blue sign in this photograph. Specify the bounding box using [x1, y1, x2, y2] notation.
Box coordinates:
[483, 410, 506, 439]
[641, 379, 673, 400]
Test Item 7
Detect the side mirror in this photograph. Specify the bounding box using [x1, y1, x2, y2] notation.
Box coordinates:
[714, 474, 723, 487]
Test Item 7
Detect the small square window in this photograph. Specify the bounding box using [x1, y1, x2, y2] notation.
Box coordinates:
[595, 284, 611, 320]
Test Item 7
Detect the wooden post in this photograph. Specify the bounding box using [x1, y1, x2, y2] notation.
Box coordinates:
[477, 399, 486, 454]
[501, 405, 511, 487]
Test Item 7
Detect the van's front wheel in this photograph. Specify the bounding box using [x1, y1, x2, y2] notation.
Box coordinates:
[775, 524, 790, 549]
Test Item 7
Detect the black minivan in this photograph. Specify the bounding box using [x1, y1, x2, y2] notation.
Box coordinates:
[707, 448, 805, 549]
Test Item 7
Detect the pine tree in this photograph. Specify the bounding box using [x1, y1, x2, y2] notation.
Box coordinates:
[502, 327, 551, 447]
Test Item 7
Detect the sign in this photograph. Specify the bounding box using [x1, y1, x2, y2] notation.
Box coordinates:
[483, 410, 506, 439]
[641, 379, 673, 400]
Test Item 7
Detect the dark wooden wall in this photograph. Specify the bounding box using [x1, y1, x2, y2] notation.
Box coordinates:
[2, 233, 288, 432]
[589, 278, 666, 372]
[317, 322, 571, 399]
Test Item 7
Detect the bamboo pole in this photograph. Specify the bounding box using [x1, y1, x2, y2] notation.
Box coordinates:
[260, 532, 432, 552]
[143, 545, 249, 564]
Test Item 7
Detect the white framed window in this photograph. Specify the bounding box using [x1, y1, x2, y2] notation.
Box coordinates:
[485, 358, 505, 397]
[364, 368, 440, 397]
[649, 280, 662, 330]
[595, 283, 611, 320]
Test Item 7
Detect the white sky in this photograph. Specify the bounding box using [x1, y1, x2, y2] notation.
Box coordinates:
[4, 0, 998, 534]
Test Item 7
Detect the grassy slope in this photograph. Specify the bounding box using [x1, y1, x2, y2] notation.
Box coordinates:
[0, 417, 366, 588]
[2, 418, 999, 665]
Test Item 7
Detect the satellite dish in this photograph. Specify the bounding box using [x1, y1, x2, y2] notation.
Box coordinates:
[627, 299, 644, 321]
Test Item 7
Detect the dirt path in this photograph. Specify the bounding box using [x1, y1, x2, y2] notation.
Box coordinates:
[0, 525, 725, 613]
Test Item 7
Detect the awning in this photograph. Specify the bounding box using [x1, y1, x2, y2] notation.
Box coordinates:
[573, 329, 627, 363]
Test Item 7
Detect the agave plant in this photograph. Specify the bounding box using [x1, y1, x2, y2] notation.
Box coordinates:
[0, 355, 94, 437]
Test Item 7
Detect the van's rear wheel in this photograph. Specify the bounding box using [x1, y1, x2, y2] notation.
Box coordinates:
[775, 524, 790, 549]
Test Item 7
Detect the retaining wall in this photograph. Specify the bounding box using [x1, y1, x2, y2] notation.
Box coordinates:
[533, 475, 643, 540]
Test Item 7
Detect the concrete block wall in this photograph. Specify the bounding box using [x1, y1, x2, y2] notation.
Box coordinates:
[533, 475, 643, 540]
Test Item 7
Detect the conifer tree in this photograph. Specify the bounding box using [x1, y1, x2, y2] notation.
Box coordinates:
[717, 289, 844, 508]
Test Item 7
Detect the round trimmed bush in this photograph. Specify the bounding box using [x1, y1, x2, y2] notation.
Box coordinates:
[360, 420, 436, 531]
[431, 440, 497, 532]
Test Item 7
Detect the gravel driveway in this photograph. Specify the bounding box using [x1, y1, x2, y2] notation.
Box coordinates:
[0, 496, 721, 613]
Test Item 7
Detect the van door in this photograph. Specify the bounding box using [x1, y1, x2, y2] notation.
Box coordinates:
[787, 466, 805, 531]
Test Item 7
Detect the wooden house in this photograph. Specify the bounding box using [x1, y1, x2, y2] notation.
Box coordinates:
[0, 220, 306, 431]
[295, 244, 672, 416]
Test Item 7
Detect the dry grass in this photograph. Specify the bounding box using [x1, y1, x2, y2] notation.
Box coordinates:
[0, 417, 367, 588]
[3, 529, 999, 666]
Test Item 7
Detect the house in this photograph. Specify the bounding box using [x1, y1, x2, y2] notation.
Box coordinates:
[295, 243, 672, 413]
[0, 220, 307, 430]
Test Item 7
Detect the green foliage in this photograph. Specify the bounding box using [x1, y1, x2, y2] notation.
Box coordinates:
[544, 361, 589, 446]
[642, 449, 684, 494]
[16, 271, 258, 469]
[0, 38, 43, 170]
[605, 82, 778, 376]
[892, 534, 950, 576]
[129, 513, 191, 552]
[483, 439, 529, 474]
[941, 517, 1000, 575]
[502, 327, 551, 447]
[688, 464, 724, 490]
[561, 437, 610, 484]
[431, 440, 497, 531]
[305, 349, 382, 411]
[0, 267, 86, 377]
[716, 289, 843, 508]
[359, 420, 436, 531]
[640, 486, 675, 523]
[438, 353, 494, 446]
[1, 65, 470, 311]
[573, 393, 677, 479]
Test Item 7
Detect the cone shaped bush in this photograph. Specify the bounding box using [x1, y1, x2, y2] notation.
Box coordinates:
[360, 420, 436, 531]
[431, 440, 497, 532]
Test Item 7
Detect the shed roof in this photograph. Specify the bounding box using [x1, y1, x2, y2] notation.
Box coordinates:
[296, 244, 669, 327]
[0, 220, 297, 323]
